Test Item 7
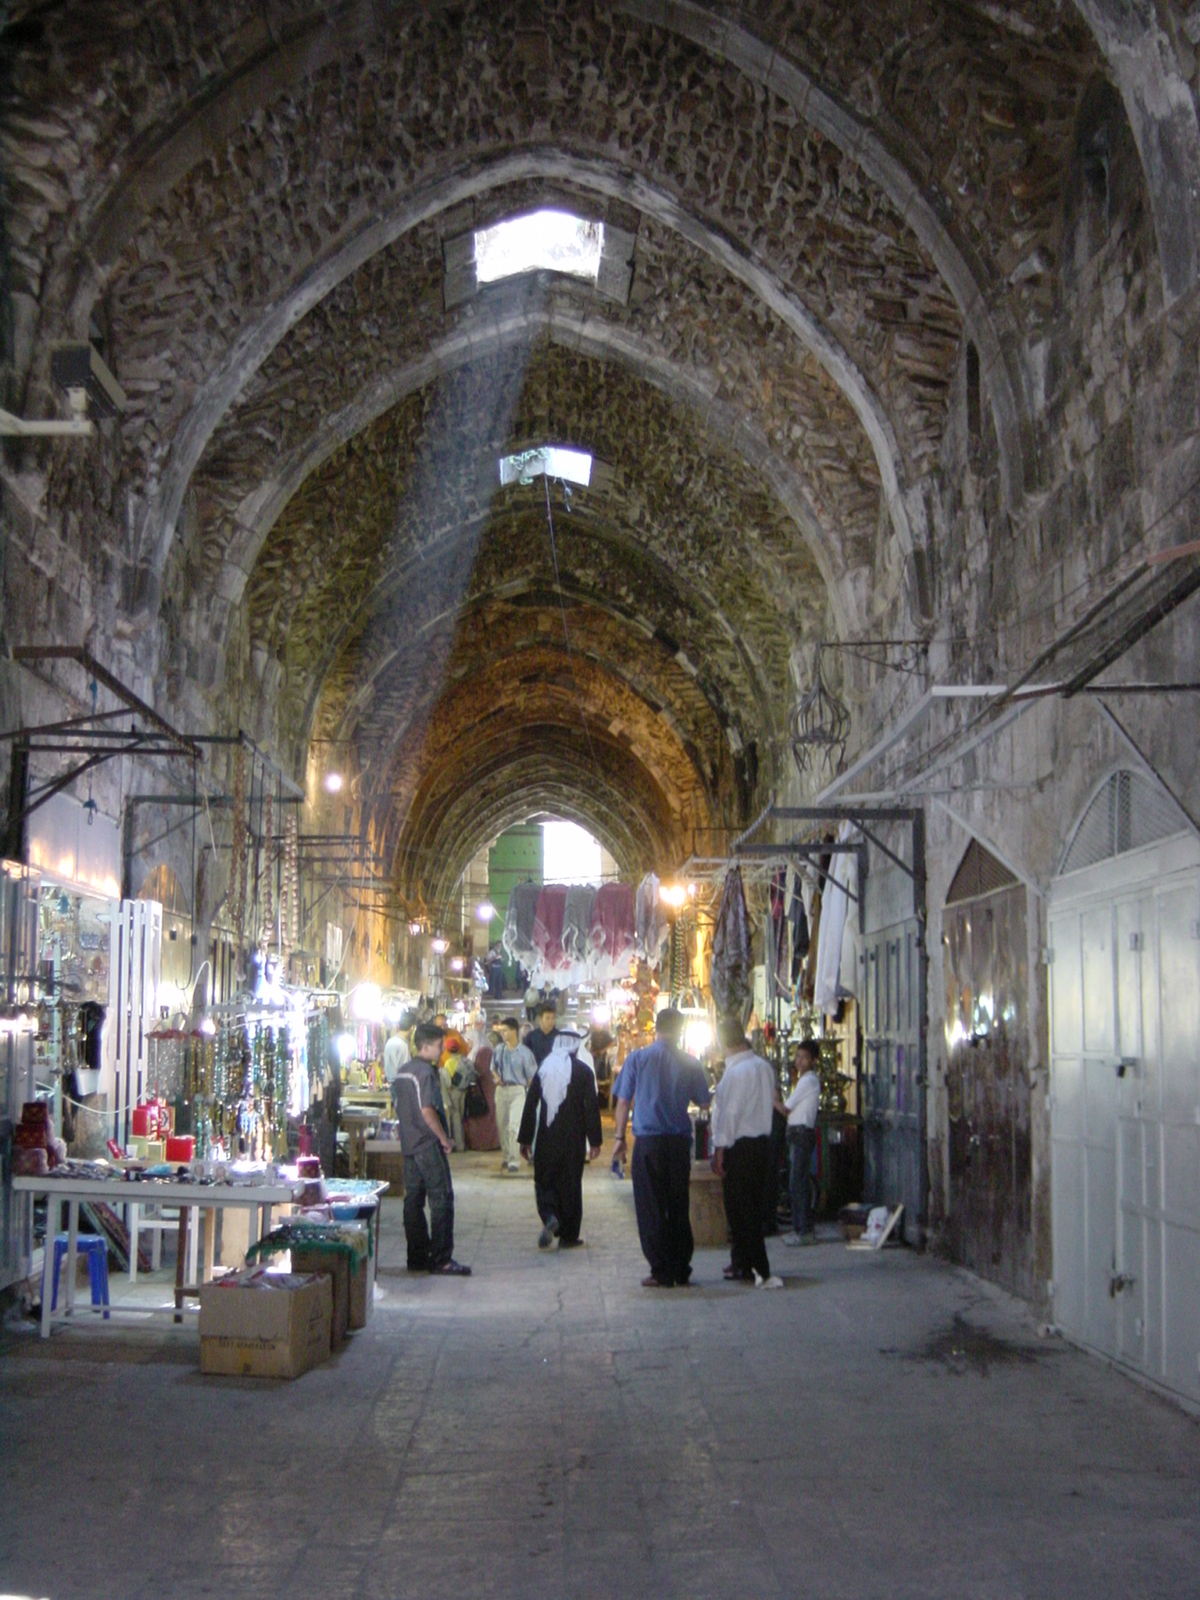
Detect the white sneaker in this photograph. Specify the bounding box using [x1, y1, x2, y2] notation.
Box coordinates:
[753, 1271, 784, 1290]
[780, 1232, 801, 1247]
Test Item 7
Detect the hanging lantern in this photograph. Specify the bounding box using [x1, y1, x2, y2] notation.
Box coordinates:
[790, 644, 850, 776]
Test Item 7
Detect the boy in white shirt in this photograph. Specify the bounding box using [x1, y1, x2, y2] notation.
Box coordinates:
[782, 1039, 821, 1244]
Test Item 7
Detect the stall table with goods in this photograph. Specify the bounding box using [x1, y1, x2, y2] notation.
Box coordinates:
[13, 1161, 305, 1337]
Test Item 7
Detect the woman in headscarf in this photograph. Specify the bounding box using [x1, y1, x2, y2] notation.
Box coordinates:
[518, 1023, 603, 1249]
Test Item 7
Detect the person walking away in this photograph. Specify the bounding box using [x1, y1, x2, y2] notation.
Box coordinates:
[518, 1024, 602, 1249]
[612, 1007, 711, 1288]
[392, 1022, 471, 1276]
[492, 1016, 537, 1173]
[782, 1039, 821, 1245]
[711, 1017, 781, 1289]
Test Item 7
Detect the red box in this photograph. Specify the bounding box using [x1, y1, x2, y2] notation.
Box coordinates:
[165, 1135, 195, 1163]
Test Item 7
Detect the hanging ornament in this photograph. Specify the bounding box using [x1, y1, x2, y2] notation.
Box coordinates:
[790, 644, 850, 777]
[261, 791, 274, 948]
[230, 746, 248, 955]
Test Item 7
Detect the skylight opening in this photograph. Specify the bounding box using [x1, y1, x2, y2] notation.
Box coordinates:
[499, 445, 593, 489]
[474, 209, 604, 285]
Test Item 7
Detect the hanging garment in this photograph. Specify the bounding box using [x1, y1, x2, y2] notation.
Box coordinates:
[768, 867, 789, 1002]
[503, 880, 542, 962]
[636, 873, 669, 969]
[533, 885, 570, 972]
[838, 847, 860, 999]
[814, 821, 855, 1013]
[789, 865, 811, 982]
[588, 882, 637, 980]
[710, 865, 752, 1015]
[562, 885, 598, 964]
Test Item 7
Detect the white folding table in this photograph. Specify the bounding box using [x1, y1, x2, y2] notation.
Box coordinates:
[12, 1174, 303, 1337]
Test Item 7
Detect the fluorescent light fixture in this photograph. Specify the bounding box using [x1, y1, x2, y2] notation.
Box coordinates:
[335, 1032, 357, 1066]
[499, 445, 592, 489]
[476, 901, 496, 921]
[324, 772, 344, 793]
[475, 209, 603, 285]
[431, 937, 450, 955]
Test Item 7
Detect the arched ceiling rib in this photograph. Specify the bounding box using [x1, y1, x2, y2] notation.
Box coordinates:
[244, 341, 821, 772]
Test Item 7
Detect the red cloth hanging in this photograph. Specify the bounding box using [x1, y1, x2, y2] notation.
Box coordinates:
[533, 884, 570, 970]
[588, 882, 636, 964]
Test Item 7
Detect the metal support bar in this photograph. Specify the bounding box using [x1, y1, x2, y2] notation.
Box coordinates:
[188, 733, 303, 800]
[13, 646, 201, 758]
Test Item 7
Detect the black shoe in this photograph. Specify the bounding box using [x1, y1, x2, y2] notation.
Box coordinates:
[723, 1263, 752, 1281]
[558, 1237, 585, 1249]
[641, 1274, 674, 1288]
[538, 1217, 560, 1250]
[429, 1259, 471, 1276]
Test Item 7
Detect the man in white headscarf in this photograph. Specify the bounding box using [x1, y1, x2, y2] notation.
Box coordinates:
[517, 1024, 603, 1249]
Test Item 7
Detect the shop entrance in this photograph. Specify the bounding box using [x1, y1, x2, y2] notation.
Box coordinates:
[1048, 769, 1200, 1406]
[943, 841, 1032, 1299]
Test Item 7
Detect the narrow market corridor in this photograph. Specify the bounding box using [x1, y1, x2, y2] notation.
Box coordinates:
[2, 1162, 1197, 1600]
[7, 6, 1200, 1593]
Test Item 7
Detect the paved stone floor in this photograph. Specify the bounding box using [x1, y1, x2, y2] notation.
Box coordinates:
[1, 1154, 1198, 1599]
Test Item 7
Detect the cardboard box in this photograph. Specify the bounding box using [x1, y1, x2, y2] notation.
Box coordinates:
[199, 1272, 332, 1379]
[292, 1223, 371, 1340]
[290, 1247, 350, 1348]
[345, 1223, 373, 1330]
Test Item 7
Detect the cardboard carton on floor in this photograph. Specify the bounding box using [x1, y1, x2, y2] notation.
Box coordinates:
[199, 1271, 332, 1379]
[292, 1223, 371, 1341]
[345, 1222, 374, 1330]
[290, 1246, 350, 1347]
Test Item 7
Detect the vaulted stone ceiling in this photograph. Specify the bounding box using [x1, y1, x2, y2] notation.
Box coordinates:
[4, 0, 1162, 907]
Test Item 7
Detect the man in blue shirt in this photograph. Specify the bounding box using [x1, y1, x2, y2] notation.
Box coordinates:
[612, 1008, 712, 1288]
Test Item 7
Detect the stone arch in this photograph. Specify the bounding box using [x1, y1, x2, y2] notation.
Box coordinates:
[1074, 0, 1200, 306]
[213, 306, 868, 646]
[139, 151, 929, 613]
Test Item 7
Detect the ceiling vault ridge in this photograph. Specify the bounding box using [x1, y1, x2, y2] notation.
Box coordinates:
[141, 153, 931, 611]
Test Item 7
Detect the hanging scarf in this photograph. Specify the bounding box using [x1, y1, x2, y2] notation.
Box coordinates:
[538, 1037, 575, 1127]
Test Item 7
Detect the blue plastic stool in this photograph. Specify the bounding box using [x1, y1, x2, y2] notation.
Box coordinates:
[50, 1234, 110, 1318]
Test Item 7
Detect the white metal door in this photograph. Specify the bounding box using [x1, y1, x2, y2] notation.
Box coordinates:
[1049, 832, 1200, 1406]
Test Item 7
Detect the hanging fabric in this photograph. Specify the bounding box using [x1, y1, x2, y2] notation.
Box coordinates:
[788, 864, 810, 982]
[588, 882, 637, 980]
[814, 821, 855, 1013]
[710, 864, 751, 1015]
[502, 880, 542, 963]
[635, 872, 669, 969]
[767, 866, 789, 1002]
[562, 885, 597, 964]
[533, 885, 570, 972]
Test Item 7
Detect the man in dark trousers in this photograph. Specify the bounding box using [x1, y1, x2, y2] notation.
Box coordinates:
[518, 1024, 602, 1249]
[711, 1016, 782, 1289]
[391, 1021, 471, 1276]
[526, 997, 561, 1065]
[612, 1007, 711, 1288]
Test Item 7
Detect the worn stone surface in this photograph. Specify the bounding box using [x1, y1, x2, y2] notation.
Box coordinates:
[1, 1170, 1198, 1600]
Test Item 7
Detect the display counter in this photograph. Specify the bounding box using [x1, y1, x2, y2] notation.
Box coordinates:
[13, 1169, 304, 1337]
